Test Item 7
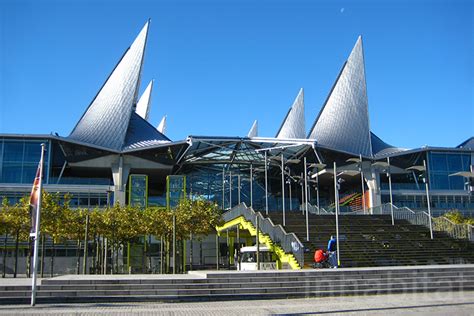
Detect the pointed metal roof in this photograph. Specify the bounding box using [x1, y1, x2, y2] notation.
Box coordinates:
[308, 37, 373, 157]
[136, 80, 154, 120]
[68, 21, 150, 151]
[122, 112, 170, 150]
[247, 120, 258, 138]
[370, 132, 407, 157]
[276, 88, 305, 139]
[457, 137, 474, 150]
[157, 115, 167, 134]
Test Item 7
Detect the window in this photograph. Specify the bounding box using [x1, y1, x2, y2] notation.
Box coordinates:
[429, 153, 447, 172]
[429, 152, 471, 190]
[3, 141, 23, 162]
[0, 139, 49, 184]
[447, 154, 463, 172]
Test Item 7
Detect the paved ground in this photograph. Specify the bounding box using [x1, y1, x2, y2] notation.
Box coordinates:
[0, 291, 472, 315]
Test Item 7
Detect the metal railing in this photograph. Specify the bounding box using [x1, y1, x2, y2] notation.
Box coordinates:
[377, 203, 473, 242]
[222, 203, 305, 267]
[299, 203, 332, 215]
[432, 216, 474, 241]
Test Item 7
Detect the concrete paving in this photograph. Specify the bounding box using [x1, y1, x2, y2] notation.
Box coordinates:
[0, 291, 472, 315]
[2, 263, 472, 286]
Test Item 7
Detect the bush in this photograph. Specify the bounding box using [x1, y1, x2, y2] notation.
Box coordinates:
[443, 210, 474, 225]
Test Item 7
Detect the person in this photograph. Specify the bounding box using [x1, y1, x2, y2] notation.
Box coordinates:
[314, 249, 328, 264]
[327, 235, 338, 268]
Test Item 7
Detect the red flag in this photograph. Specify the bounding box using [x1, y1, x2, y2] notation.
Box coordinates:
[29, 163, 42, 234]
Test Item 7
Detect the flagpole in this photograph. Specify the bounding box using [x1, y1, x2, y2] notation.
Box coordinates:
[31, 143, 45, 306]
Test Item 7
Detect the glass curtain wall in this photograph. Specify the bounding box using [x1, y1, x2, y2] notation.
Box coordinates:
[428, 152, 471, 190]
[0, 138, 49, 184]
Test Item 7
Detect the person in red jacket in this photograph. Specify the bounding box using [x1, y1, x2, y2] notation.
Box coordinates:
[314, 249, 328, 264]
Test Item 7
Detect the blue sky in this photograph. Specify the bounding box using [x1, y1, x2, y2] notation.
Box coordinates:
[0, 0, 472, 149]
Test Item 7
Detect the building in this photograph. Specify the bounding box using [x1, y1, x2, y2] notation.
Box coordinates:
[1, 21, 473, 217]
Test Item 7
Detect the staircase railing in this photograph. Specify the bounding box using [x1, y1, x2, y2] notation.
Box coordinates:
[378, 203, 473, 242]
[300, 203, 333, 215]
[222, 203, 305, 267]
[432, 216, 474, 241]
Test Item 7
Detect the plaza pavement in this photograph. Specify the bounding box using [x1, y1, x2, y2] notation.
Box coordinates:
[1, 266, 473, 315]
[0, 291, 472, 315]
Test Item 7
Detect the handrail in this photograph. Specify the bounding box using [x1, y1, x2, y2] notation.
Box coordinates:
[300, 203, 333, 215]
[379, 203, 473, 242]
[432, 215, 474, 241]
[222, 203, 305, 267]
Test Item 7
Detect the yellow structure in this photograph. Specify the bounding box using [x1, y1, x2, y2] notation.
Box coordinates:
[216, 216, 301, 269]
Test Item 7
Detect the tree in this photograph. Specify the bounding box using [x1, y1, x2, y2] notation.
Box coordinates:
[175, 198, 222, 238]
[88, 208, 105, 274]
[172, 199, 223, 273]
[1, 198, 12, 278]
[102, 203, 123, 273]
[6, 197, 30, 278]
[41, 192, 70, 277]
[115, 204, 145, 273]
[143, 206, 167, 272]
[63, 207, 89, 274]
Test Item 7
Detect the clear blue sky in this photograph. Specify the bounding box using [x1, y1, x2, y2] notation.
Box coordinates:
[0, 0, 472, 149]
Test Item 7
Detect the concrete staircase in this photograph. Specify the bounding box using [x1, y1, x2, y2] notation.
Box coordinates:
[1, 265, 473, 304]
[266, 212, 474, 268]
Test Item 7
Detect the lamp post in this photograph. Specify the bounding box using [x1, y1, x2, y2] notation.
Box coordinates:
[256, 213, 260, 270]
[387, 157, 394, 225]
[304, 157, 309, 241]
[281, 154, 285, 226]
[229, 171, 232, 208]
[330, 162, 359, 267]
[347, 155, 366, 213]
[423, 160, 433, 240]
[222, 167, 225, 210]
[250, 164, 253, 209]
[264, 151, 268, 214]
[285, 167, 293, 211]
[285, 159, 300, 212]
[407, 160, 433, 239]
[309, 163, 326, 213]
[300, 174, 304, 215]
[237, 174, 241, 205]
[333, 162, 341, 268]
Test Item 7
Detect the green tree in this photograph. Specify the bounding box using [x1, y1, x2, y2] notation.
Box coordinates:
[88, 208, 105, 274]
[41, 192, 70, 277]
[64, 207, 89, 274]
[143, 206, 167, 272]
[116, 204, 145, 273]
[6, 197, 30, 278]
[172, 199, 222, 273]
[102, 203, 122, 273]
[1, 198, 12, 278]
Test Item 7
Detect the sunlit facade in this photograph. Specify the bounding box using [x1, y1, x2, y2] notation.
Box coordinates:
[0, 22, 472, 217]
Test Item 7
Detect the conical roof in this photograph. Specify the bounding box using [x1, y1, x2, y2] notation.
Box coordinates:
[69, 21, 150, 151]
[247, 120, 258, 138]
[308, 37, 372, 157]
[122, 112, 170, 151]
[276, 88, 305, 139]
[136, 80, 154, 120]
[157, 115, 167, 134]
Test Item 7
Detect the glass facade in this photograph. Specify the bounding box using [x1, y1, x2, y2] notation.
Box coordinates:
[1, 190, 111, 208]
[185, 168, 302, 212]
[0, 138, 49, 184]
[428, 152, 471, 190]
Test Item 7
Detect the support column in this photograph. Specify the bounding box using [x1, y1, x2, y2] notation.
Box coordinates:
[111, 155, 131, 206]
[366, 167, 381, 213]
